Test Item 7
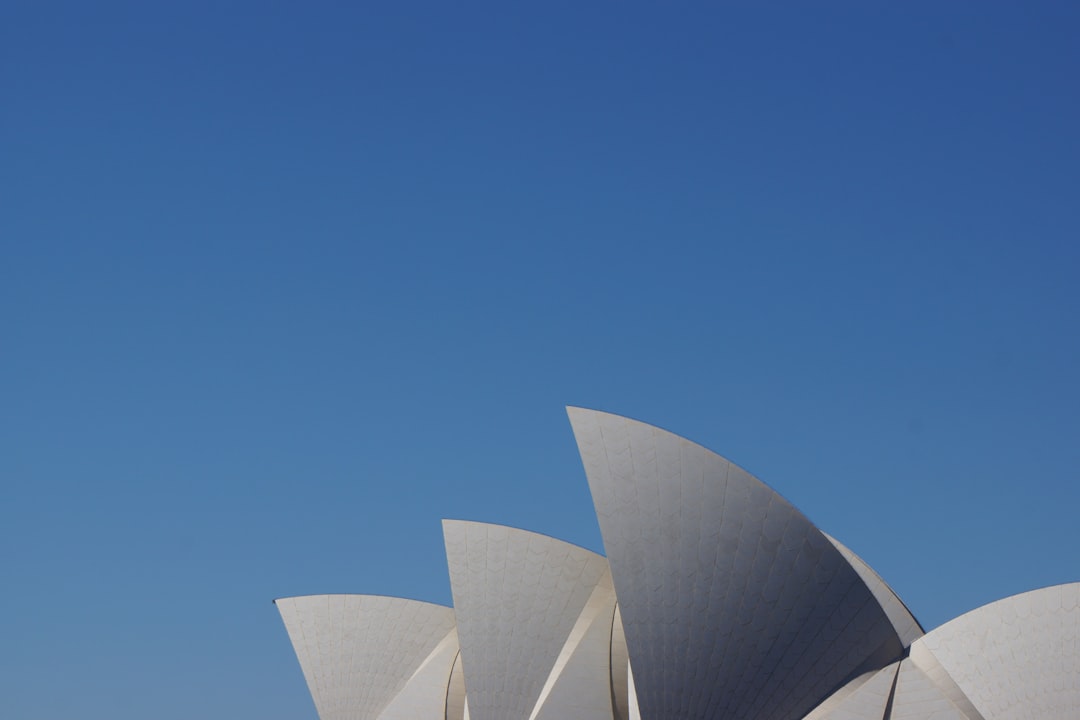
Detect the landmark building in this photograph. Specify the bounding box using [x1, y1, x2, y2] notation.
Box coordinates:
[276, 408, 1080, 720]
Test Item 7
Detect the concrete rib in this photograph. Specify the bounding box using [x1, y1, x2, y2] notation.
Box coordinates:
[802, 662, 899, 720]
[378, 628, 460, 720]
[443, 520, 613, 720]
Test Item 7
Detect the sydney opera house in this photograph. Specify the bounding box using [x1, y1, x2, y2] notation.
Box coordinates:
[275, 408, 1079, 720]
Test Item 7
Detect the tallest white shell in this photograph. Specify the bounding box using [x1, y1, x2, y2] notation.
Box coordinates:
[273, 408, 1077, 720]
[567, 407, 910, 720]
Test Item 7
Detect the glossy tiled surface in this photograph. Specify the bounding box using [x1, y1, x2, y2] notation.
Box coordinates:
[531, 569, 618, 720]
[802, 663, 898, 720]
[811, 584, 1080, 720]
[568, 407, 905, 720]
[888, 656, 979, 720]
[443, 520, 612, 720]
[275, 594, 456, 720]
[914, 583, 1080, 720]
[274, 410, 1079, 720]
[825, 534, 924, 647]
[378, 629, 460, 720]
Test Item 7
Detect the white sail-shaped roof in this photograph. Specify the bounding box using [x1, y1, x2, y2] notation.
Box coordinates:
[906, 582, 1080, 720]
[567, 407, 909, 720]
[275, 594, 457, 720]
[442, 520, 615, 720]
[272, 409, 1078, 720]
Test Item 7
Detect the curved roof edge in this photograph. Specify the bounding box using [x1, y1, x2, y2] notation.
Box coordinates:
[274, 592, 452, 608]
[377, 628, 460, 720]
[441, 517, 605, 558]
[443, 519, 613, 720]
[276, 594, 457, 720]
[910, 582, 1080, 720]
[566, 406, 910, 720]
[566, 405, 828, 529]
[929, 580, 1080, 632]
[824, 534, 925, 646]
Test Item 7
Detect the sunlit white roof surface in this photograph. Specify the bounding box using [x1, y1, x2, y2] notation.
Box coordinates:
[443, 520, 617, 720]
[801, 663, 899, 720]
[795, 576, 1080, 719]
[567, 407, 910, 720]
[906, 583, 1080, 720]
[275, 594, 456, 720]
[274, 408, 1078, 720]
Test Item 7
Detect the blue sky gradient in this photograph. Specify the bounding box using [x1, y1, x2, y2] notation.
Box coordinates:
[2, 3, 1079, 718]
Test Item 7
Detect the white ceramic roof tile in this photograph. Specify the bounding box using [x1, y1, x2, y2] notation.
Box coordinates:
[801, 662, 898, 720]
[378, 628, 460, 720]
[531, 569, 618, 720]
[276, 594, 456, 720]
[888, 656, 980, 720]
[903, 642, 986, 720]
[567, 407, 907, 720]
[912, 582, 1080, 720]
[825, 534, 924, 647]
[443, 520, 612, 720]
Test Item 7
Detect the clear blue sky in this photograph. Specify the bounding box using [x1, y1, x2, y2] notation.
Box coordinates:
[2, 2, 1078, 718]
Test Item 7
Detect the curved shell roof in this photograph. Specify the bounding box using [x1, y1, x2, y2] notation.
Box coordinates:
[801, 585, 1080, 720]
[275, 594, 457, 720]
[907, 582, 1080, 720]
[443, 520, 615, 720]
[567, 407, 908, 720]
[274, 408, 1077, 720]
